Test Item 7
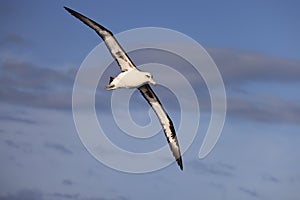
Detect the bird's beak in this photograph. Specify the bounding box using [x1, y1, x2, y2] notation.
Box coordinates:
[149, 78, 156, 85]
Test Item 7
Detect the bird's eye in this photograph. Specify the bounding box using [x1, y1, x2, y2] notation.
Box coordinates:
[146, 74, 151, 78]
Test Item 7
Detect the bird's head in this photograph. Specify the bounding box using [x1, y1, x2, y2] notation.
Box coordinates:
[144, 72, 156, 85]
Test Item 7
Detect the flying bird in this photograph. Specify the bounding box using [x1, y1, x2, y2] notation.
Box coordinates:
[65, 7, 183, 170]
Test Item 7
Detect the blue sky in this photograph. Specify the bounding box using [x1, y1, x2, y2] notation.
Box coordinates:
[1, 0, 300, 200]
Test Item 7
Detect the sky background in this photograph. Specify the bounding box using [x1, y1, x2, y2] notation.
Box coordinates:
[1, 0, 300, 200]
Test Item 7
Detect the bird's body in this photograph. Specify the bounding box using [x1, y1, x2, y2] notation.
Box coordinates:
[65, 6, 183, 170]
[106, 69, 156, 90]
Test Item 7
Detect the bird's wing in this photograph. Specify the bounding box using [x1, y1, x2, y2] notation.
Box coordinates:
[65, 7, 135, 72]
[138, 84, 183, 170]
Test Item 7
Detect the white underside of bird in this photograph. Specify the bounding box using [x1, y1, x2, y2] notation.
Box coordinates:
[105, 69, 156, 90]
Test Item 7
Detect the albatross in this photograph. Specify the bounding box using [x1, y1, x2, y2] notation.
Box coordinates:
[65, 7, 183, 170]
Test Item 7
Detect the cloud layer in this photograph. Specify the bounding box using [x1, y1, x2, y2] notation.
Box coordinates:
[208, 48, 300, 83]
[1, 47, 299, 125]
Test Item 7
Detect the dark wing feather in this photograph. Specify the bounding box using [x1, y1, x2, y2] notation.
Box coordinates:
[139, 84, 183, 170]
[64, 7, 135, 72]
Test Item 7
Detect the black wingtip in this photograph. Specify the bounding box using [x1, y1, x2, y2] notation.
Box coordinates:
[177, 157, 183, 171]
[64, 6, 78, 16]
[64, 6, 84, 19]
[64, 6, 72, 12]
[64, 6, 71, 12]
[64, 6, 113, 38]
